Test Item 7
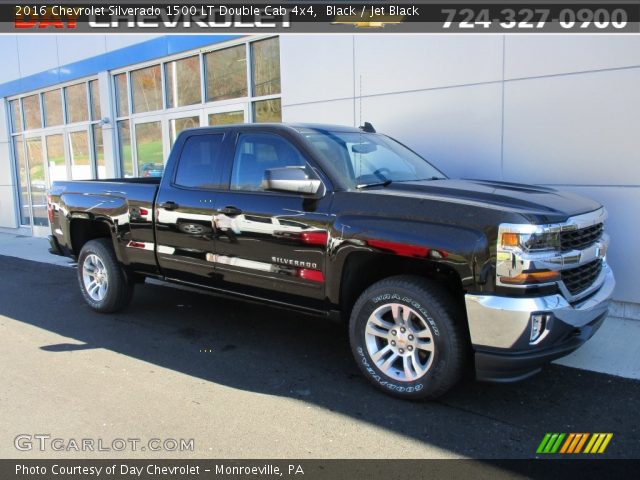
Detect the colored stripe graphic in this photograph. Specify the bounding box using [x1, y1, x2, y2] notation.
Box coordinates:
[550, 433, 565, 453]
[574, 433, 589, 453]
[537, 433, 566, 453]
[538, 433, 613, 454]
[536, 433, 552, 454]
[559, 433, 575, 453]
[584, 433, 614, 453]
[598, 434, 614, 453]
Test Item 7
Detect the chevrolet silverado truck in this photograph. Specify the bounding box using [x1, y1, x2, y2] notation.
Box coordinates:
[47, 123, 614, 399]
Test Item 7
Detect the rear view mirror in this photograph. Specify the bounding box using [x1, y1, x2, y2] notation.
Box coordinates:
[262, 167, 323, 196]
[352, 143, 377, 154]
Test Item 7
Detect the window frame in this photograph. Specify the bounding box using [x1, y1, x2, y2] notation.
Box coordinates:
[204, 44, 249, 103]
[64, 82, 91, 125]
[131, 114, 166, 179]
[250, 36, 281, 98]
[165, 54, 203, 109]
[130, 64, 164, 115]
[7, 76, 103, 227]
[111, 35, 282, 179]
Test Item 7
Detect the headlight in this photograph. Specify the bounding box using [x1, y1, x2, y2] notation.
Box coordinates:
[497, 223, 561, 287]
[500, 230, 560, 252]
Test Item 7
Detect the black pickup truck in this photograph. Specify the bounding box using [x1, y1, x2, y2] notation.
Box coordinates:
[48, 123, 614, 399]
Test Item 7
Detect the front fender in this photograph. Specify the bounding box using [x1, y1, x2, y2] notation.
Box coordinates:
[324, 214, 487, 305]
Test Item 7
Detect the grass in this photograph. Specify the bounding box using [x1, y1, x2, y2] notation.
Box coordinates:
[136, 140, 164, 174]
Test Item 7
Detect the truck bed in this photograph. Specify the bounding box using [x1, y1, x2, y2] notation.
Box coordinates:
[48, 177, 161, 273]
[50, 177, 159, 202]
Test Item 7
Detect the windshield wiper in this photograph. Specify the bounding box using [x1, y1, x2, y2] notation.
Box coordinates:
[356, 179, 392, 189]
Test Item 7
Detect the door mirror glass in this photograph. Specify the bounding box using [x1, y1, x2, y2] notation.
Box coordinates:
[262, 166, 322, 196]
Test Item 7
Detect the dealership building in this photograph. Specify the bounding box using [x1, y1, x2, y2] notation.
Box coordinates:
[0, 34, 637, 318]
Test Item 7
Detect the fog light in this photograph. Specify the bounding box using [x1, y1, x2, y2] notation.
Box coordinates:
[530, 314, 549, 343]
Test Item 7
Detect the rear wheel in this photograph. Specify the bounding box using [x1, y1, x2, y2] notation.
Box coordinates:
[349, 275, 467, 400]
[77, 238, 134, 313]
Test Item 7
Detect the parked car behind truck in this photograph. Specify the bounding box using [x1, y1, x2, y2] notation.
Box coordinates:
[47, 123, 615, 399]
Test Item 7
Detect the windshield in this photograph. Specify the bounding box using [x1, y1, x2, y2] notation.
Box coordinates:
[301, 131, 446, 188]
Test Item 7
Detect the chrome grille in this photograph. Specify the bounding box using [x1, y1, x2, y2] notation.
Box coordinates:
[560, 223, 603, 252]
[561, 259, 603, 296]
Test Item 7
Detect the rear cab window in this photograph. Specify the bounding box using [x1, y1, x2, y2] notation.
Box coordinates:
[173, 134, 226, 189]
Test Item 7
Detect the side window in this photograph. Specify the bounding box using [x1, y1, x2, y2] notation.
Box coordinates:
[230, 133, 306, 191]
[174, 134, 225, 189]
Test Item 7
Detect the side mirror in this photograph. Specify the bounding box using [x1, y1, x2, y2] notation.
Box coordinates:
[262, 167, 324, 196]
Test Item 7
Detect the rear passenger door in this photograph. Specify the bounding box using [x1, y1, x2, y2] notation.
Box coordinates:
[211, 130, 332, 304]
[154, 131, 232, 284]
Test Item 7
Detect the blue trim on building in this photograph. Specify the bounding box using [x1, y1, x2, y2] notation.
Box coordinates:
[0, 35, 242, 98]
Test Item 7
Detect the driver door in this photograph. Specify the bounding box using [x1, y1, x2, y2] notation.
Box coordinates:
[211, 130, 332, 303]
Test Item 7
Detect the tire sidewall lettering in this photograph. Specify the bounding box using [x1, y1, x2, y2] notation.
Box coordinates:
[356, 347, 424, 393]
[371, 293, 439, 337]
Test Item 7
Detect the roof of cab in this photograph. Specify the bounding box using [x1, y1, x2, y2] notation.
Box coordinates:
[285, 123, 364, 133]
[180, 122, 364, 135]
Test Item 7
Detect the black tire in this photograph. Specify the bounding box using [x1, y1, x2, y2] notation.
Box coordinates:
[77, 238, 134, 313]
[349, 275, 467, 400]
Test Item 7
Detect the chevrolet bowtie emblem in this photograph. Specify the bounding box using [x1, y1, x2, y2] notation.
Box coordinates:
[332, 15, 405, 28]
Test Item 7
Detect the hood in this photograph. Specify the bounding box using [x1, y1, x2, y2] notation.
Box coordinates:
[369, 179, 601, 221]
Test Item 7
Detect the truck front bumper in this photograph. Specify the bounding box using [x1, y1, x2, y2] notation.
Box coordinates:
[465, 264, 615, 382]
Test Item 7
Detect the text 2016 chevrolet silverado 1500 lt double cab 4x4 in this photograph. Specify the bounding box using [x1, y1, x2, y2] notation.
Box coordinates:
[48, 123, 614, 399]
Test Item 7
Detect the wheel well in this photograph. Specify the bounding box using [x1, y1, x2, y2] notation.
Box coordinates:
[70, 219, 112, 256]
[339, 252, 465, 320]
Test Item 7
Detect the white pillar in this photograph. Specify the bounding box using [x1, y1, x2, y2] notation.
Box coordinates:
[0, 98, 18, 228]
[97, 71, 118, 178]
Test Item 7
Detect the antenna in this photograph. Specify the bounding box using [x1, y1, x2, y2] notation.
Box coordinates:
[357, 76, 376, 132]
[359, 75, 362, 128]
[359, 122, 376, 133]
[358, 75, 362, 179]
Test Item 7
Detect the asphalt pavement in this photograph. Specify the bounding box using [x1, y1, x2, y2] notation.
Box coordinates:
[1, 255, 638, 460]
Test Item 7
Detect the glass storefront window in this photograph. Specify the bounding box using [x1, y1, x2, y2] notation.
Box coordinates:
[131, 65, 163, 113]
[253, 98, 282, 123]
[66, 83, 89, 123]
[115, 73, 129, 117]
[209, 110, 245, 126]
[43, 90, 63, 127]
[118, 121, 132, 177]
[169, 116, 199, 146]
[135, 121, 164, 177]
[10, 99, 23, 133]
[93, 124, 106, 179]
[23, 94, 42, 131]
[13, 136, 30, 225]
[166, 56, 202, 108]
[69, 130, 91, 180]
[252, 37, 281, 97]
[26, 138, 48, 226]
[46, 134, 66, 183]
[9, 76, 109, 228]
[89, 80, 101, 120]
[113, 38, 281, 180]
[205, 45, 248, 102]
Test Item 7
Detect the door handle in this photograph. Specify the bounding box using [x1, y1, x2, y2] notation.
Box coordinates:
[218, 206, 242, 216]
[159, 201, 179, 211]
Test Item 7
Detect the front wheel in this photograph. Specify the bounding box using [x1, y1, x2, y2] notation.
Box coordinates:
[349, 275, 467, 400]
[77, 238, 134, 313]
